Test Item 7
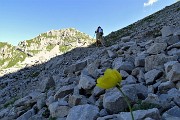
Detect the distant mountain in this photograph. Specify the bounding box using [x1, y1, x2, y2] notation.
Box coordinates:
[0, 28, 94, 70]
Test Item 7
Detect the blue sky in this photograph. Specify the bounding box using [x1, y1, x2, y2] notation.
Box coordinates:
[0, 0, 177, 45]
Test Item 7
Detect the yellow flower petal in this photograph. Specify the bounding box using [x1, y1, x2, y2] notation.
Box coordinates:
[96, 69, 122, 89]
[112, 69, 122, 82]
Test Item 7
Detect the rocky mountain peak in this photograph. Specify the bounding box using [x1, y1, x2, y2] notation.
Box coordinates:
[0, 28, 95, 72]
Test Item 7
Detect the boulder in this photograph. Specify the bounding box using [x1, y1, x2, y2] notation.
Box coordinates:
[66, 104, 99, 120]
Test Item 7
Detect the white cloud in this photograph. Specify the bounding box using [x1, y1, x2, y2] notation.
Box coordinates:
[144, 0, 158, 7]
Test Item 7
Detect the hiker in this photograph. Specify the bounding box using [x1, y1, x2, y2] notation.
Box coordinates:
[95, 26, 104, 47]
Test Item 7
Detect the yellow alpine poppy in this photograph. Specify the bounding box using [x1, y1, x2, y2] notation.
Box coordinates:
[96, 69, 122, 89]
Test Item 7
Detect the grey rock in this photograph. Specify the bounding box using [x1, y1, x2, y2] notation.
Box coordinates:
[162, 106, 180, 120]
[164, 61, 178, 74]
[0, 108, 10, 119]
[135, 55, 145, 67]
[112, 57, 123, 70]
[92, 86, 105, 97]
[16, 108, 35, 120]
[68, 95, 82, 107]
[40, 76, 55, 92]
[147, 43, 167, 55]
[46, 96, 55, 106]
[121, 36, 131, 42]
[99, 109, 108, 117]
[176, 81, 180, 90]
[158, 81, 175, 94]
[120, 70, 129, 78]
[49, 102, 70, 118]
[95, 95, 103, 108]
[121, 85, 139, 102]
[164, 35, 180, 45]
[143, 93, 161, 106]
[117, 108, 161, 120]
[97, 114, 117, 120]
[145, 54, 178, 71]
[103, 88, 128, 114]
[66, 104, 99, 120]
[36, 93, 46, 110]
[86, 59, 101, 78]
[78, 74, 96, 90]
[145, 69, 162, 85]
[107, 49, 117, 58]
[117, 62, 135, 73]
[64, 60, 87, 74]
[131, 67, 142, 76]
[54, 84, 75, 100]
[137, 70, 145, 82]
[122, 75, 137, 85]
[166, 63, 180, 82]
[167, 42, 180, 50]
[148, 85, 154, 94]
[167, 88, 180, 99]
[167, 48, 180, 56]
[161, 26, 174, 37]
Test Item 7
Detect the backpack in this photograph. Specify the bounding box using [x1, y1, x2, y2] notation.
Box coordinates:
[99, 28, 103, 36]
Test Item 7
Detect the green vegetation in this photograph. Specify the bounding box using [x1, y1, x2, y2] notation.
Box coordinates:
[0, 48, 28, 69]
[177, 7, 180, 11]
[59, 45, 71, 53]
[31, 71, 40, 78]
[6, 52, 27, 68]
[0, 42, 12, 48]
[46, 44, 56, 51]
[132, 100, 160, 111]
[40, 33, 57, 38]
[26, 39, 41, 47]
[27, 50, 41, 55]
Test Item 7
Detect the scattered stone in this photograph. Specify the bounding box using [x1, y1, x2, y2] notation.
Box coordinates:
[54, 84, 75, 100]
[107, 49, 117, 58]
[162, 106, 180, 120]
[16, 109, 35, 120]
[68, 95, 82, 107]
[103, 88, 128, 114]
[40, 76, 55, 92]
[145, 69, 162, 85]
[135, 55, 145, 67]
[48, 102, 70, 118]
[66, 104, 99, 120]
[78, 74, 96, 90]
[161, 26, 174, 37]
[121, 36, 131, 42]
[117, 108, 161, 120]
[147, 43, 167, 55]
[158, 81, 175, 94]
[166, 63, 180, 82]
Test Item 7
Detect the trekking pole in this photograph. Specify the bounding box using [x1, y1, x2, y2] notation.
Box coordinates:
[93, 33, 95, 39]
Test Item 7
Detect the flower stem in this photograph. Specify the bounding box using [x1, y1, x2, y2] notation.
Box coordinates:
[116, 86, 134, 120]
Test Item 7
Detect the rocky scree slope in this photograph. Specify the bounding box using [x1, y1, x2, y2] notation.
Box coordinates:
[0, 28, 95, 76]
[105, 1, 180, 46]
[0, 2, 180, 120]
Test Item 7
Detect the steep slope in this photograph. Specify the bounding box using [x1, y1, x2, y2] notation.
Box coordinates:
[0, 2, 180, 120]
[105, 1, 180, 45]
